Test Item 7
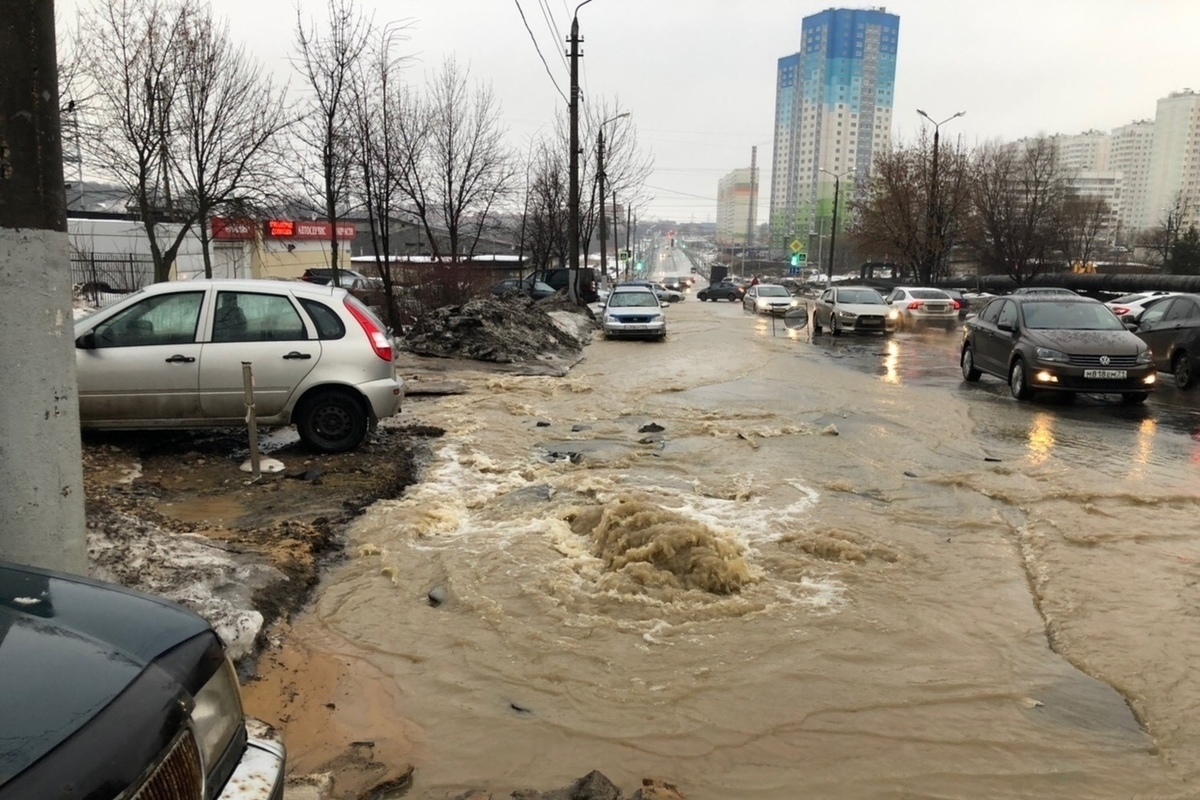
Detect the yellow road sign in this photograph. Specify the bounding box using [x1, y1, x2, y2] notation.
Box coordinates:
[790, 239, 804, 253]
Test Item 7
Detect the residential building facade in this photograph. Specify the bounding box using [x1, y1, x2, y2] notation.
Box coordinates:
[717, 167, 759, 246]
[768, 7, 899, 256]
[1145, 89, 1200, 233]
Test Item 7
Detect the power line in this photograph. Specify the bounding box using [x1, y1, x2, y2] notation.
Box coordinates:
[513, 0, 568, 104]
[537, 0, 570, 74]
[644, 183, 717, 201]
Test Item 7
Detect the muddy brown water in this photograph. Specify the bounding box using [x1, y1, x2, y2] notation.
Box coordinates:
[270, 259, 1200, 799]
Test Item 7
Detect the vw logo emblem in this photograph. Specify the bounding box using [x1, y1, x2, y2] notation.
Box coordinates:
[1099, 356, 1110, 366]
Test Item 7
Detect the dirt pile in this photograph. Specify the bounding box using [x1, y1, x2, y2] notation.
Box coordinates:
[402, 294, 593, 364]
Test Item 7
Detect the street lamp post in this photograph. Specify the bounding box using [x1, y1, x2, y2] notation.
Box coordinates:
[916, 109, 965, 282]
[819, 167, 854, 286]
[598, 111, 630, 286]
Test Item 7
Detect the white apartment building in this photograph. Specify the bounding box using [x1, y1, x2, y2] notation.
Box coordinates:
[1110, 120, 1155, 234]
[1145, 89, 1200, 233]
[717, 168, 759, 246]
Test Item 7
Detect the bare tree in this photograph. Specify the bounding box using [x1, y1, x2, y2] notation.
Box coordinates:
[425, 58, 517, 262]
[174, 7, 291, 278]
[1058, 193, 1110, 272]
[967, 137, 1066, 285]
[350, 22, 413, 331]
[853, 128, 972, 283]
[522, 137, 570, 275]
[292, 0, 372, 286]
[76, 0, 196, 282]
[1141, 192, 1189, 268]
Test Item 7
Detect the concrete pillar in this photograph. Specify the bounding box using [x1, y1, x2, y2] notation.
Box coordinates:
[0, 0, 87, 572]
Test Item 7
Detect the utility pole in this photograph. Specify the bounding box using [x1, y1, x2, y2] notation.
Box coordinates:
[626, 205, 632, 280]
[567, 2, 593, 304]
[917, 109, 965, 282]
[0, 1, 87, 572]
[612, 190, 619, 278]
[597, 127, 606, 289]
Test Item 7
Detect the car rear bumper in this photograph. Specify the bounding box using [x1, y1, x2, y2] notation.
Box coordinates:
[360, 375, 405, 421]
[218, 721, 286, 800]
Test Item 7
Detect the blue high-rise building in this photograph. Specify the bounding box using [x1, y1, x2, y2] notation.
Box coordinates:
[769, 7, 899, 258]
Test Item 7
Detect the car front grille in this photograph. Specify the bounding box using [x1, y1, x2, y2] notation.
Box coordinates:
[130, 729, 203, 800]
[1067, 354, 1140, 368]
[616, 316, 654, 324]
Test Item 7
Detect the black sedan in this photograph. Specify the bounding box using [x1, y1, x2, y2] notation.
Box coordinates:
[697, 282, 745, 302]
[0, 561, 285, 800]
[1126, 292, 1200, 389]
[960, 295, 1156, 402]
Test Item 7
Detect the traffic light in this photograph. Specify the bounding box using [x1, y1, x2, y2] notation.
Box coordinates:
[635, 260, 644, 272]
[790, 254, 800, 267]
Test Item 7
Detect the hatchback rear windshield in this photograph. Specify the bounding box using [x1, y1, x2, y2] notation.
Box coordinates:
[1022, 301, 1124, 331]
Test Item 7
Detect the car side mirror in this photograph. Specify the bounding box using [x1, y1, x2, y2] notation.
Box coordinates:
[1124, 322, 1139, 332]
[76, 330, 97, 350]
[1120, 314, 1136, 325]
[997, 321, 1015, 333]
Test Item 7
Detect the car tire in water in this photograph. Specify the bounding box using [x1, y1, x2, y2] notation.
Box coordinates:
[1122, 392, 1149, 404]
[296, 389, 369, 453]
[829, 314, 841, 336]
[812, 313, 823, 334]
[961, 345, 981, 382]
[1009, 357, 1033, 400]
[727, 294, 739, 302]
[1173, 350, 1194, 389]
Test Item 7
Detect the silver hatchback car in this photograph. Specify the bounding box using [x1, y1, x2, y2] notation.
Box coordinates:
[74, 279, 404, 453]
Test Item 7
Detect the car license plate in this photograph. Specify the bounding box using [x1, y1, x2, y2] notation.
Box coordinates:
[624, 325, 646, 330]
[1084, 369, 1127, 379]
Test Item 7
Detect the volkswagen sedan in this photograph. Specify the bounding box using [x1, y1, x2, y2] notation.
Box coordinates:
[960, 295, 1156, 402]
[73, 279, 404, 453]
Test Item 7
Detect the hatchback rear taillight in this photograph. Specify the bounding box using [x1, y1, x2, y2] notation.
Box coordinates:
[344, 297, 393, 362]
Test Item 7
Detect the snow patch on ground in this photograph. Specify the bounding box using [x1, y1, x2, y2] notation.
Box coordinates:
[87, 508, 283, 660]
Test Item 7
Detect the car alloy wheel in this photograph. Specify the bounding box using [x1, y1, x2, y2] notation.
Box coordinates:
[1173, 350, 1195, 389]
[829, 313, 840, 335]
[961, 346, 981, 382]
[1009, 357, 1032, 400]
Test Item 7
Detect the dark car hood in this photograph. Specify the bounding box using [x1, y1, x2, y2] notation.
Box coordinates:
[0, 563, 210, 784]
[1024, 328, 1144, 355]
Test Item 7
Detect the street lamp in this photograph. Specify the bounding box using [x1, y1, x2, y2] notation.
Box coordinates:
[916, 109, 965, 281]
[598, 111, 631, 285]
[819, 167, 854, 286]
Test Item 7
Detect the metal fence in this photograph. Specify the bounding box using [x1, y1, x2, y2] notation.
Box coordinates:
[71, 253, 154, 300]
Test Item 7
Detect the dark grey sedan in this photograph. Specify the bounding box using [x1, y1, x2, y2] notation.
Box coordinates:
[960, 295, 1157, 402]
[1126, 292, 1200, 389]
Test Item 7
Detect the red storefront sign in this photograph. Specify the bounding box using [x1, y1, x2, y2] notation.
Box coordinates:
[265, 219, 356, 240]
[210, 217, 257, 240]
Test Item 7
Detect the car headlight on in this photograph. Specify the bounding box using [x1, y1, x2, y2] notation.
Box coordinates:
[837, 310, 856, 320]
[1137, 349, 1153, 364]
[790, 299, 800, 307]
[886, 310, 899, 320]
[1035, 347, 1070, 363]
[192, 657, 245, 772]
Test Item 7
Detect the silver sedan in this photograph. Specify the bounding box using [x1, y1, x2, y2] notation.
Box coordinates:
[811, 286, 900, 335]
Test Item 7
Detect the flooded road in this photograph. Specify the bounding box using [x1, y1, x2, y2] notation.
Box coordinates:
[271, 252, 1200, 799]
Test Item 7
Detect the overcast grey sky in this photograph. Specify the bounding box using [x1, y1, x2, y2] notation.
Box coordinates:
[61, 0, 1200, 222]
